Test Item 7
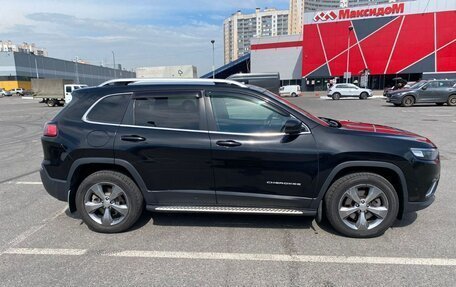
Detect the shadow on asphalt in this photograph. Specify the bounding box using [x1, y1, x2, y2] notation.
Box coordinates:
[64, 208, 418, 235]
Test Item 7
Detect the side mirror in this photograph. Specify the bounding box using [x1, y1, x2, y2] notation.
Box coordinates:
[283, 119, 302, 134]
[421, 85, 427, 90]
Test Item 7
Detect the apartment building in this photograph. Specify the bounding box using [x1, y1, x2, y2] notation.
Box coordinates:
[223, 8, 289, 64]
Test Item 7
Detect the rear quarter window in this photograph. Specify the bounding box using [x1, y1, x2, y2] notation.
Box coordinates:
[85, 94, 130, 124]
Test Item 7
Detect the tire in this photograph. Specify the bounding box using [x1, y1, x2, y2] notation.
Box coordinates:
[47, 99, 57, 107]
[75, 170, 144, 233]
[448, 95, 456, 106]
[401, 95, 415, 107]
[324, 172, 399, 238]
[291, 92, 297, 97]
[332, 93, 341, 100]
[359, 92, 368, 100]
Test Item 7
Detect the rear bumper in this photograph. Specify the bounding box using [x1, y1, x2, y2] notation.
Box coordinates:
[404, 195, 435, 213]
[40, 165, 68, 202]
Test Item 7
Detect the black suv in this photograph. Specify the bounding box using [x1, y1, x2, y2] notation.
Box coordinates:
[386, 79, 456, 107]
[41, 79, 440, 238]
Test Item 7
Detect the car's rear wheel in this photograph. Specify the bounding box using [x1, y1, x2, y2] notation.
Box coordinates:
[359, 92, 368, 100]
[324, 173, 399, 238]
[401, 95, 415, 107]
[448, 95, 456, 106]
[332, 93, 341, 100]
[291, 92, 297, 97]
[76, 170, 144, 233]
[47, 99, 56, 107]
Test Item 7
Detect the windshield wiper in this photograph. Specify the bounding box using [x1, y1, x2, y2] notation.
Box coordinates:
[319, 117, 341, 128]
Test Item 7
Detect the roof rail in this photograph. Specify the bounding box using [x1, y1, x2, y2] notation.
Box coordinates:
[98, 78, 247, 88]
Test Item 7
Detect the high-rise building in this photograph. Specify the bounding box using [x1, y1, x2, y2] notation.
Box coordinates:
[223, 8, 289, 64]
[305, 0, 399, 12]
[288, 0, 305, 35]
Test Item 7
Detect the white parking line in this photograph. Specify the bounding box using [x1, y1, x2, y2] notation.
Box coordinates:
[109, 250, 456, 266]
[3, 248, 456, 266]
[5, 248, 86, 256]
[15, 182, 42, 185]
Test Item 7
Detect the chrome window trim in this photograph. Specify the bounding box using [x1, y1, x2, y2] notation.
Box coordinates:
[82, 93, 133, 126]
[82, 93, 312, 136]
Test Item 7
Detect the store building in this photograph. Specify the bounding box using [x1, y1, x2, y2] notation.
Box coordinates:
[250, 0, 456, 90]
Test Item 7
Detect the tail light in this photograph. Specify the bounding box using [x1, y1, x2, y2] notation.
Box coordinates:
[43, 122, 58, 137]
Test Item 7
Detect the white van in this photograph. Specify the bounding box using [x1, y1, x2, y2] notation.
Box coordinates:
[279, 85, 301, 97]
[65, 84, 88, 104]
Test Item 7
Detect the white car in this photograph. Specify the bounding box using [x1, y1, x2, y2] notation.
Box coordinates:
[327, 83, 373, 100]
[10, 88, 25, 96]
[279, 85, 301, 97]
[64, 84, 88, 104]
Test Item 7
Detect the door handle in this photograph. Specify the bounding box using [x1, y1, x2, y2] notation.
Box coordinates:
[216, 140, 242, 147]
[121, 135, 146, 142]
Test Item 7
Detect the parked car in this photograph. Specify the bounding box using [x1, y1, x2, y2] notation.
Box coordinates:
[279, 85, 301, 97]
[0, 88, 13, 97]
[9, 88, 25, 96]
[328, 84, 373, 100]
[41, 79, 439, 238]
[386, 80, 456, 107]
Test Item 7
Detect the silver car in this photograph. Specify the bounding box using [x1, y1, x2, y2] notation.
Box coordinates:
[0, 88, 12, 97]
[327, 84, 373, 100]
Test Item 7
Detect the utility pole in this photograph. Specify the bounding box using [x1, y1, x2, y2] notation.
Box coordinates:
[112, 51, 116, 78]
[34, 57, 39, 79]
[346, 26, 353, 83]
[75, 56, 79, 84]
[211, 40, 215, 79]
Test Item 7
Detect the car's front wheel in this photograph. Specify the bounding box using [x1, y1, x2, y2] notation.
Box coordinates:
[76, 170, 144, 233]
[324, 173, 399, 238]
[401, 95, 415, 107]
[359, 92, 368, 100]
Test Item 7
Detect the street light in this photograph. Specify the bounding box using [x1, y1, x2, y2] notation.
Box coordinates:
[112, 51, 116, 78]
[211, 40, 215, 79]
[75, 56, 79, 84]
[346, 26, 354, 83]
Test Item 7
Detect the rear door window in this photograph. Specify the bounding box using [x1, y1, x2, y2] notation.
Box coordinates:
[133, 92, 203, 130]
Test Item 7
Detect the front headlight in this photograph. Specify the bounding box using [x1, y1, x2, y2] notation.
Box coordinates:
[411, 148, 439, 160]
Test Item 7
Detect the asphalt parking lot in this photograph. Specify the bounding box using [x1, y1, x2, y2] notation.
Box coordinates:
[0, 95, 455, 286]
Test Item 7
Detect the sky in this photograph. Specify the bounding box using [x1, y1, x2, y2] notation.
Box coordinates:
[0, 0, 289, 76]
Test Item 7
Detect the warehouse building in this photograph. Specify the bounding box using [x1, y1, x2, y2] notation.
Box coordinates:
[0, 52, 135, 90]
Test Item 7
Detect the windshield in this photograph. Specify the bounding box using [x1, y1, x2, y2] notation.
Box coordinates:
[410, 81, 427, 89]
[247, 85, 329, 127]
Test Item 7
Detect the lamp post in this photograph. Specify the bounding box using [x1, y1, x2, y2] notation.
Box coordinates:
[75, 56, 79, 84]
[346, 26, 354, 83]
[112, 51, 116, 78]
[211, 40, 215, 79]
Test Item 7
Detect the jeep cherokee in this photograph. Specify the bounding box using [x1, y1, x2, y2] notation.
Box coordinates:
[40, 79, 440, 238]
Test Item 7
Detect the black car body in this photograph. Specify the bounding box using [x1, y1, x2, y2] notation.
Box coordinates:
[40, 79, 440, 237]
[386, 79, 456, 107]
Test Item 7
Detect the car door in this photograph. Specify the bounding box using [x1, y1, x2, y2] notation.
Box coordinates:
[436, 81, 455, 102]
[205, 89, 319, 208]
[419, 81, 439, 102]
[114, 89, 215, 205]
[347, 84, 359, 96]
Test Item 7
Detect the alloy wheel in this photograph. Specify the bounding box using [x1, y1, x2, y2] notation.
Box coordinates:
[338, 184, 389, 231]
[84, 183, 129, 226]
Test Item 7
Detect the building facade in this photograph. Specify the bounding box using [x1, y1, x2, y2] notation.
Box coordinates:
[0, 41, 47, 56]
[136, 65, 198, 78]
[223, 8, 289, 64]
[250, 0, 456, 90]
[305, 0, 401, 12]
[0, 52, 135, 90]
[288, 0, 305, 35]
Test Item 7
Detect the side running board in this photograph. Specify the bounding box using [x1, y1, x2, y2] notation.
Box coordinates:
[147, 205, 316, 216]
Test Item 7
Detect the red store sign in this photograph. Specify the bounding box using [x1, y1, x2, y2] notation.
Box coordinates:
[313, 3, 405, 22]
